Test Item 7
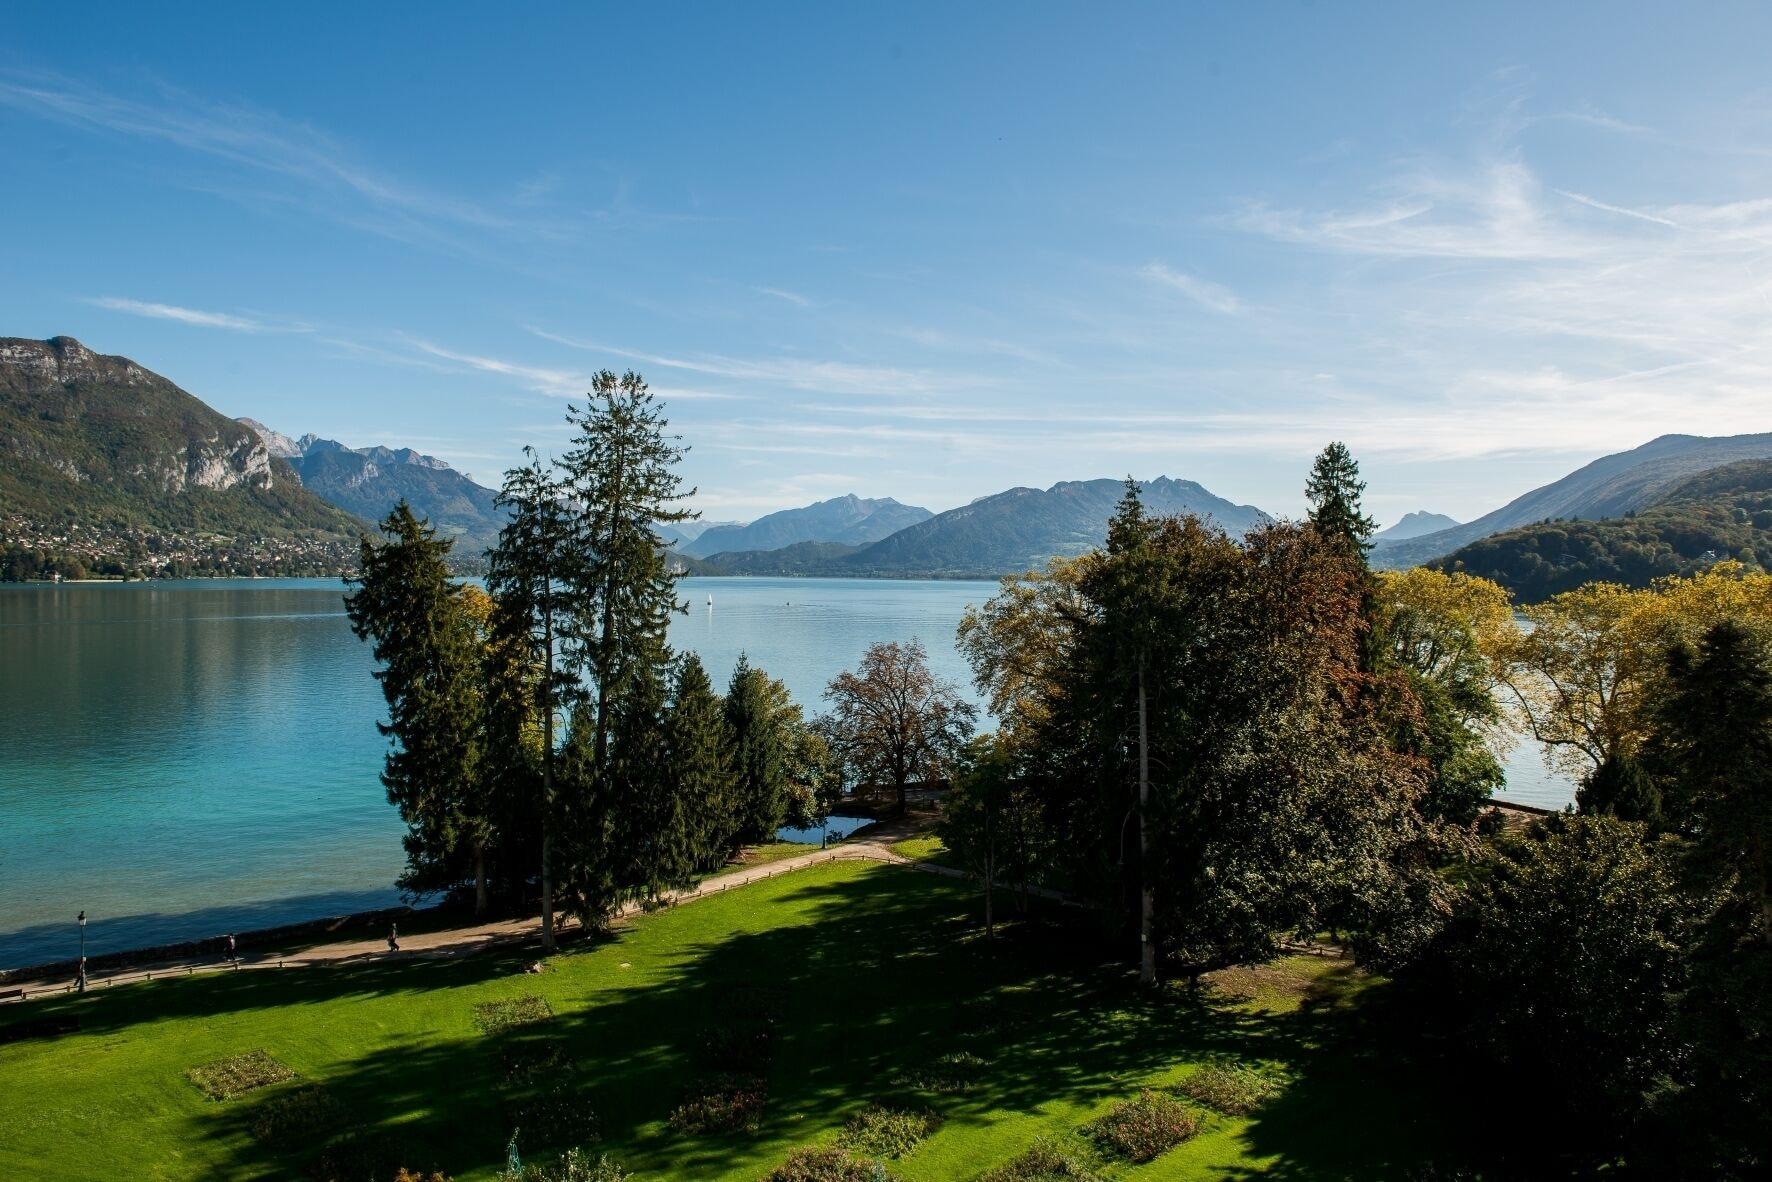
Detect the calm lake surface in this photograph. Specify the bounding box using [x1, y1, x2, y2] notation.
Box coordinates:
[0, 577, 1574, 968]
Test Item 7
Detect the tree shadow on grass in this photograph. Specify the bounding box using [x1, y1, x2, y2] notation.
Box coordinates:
[60, 864, 1459, 1180]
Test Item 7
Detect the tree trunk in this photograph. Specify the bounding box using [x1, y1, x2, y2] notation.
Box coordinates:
[1138, 655, 1156, 987]
[473, 841, 488, 917]
[540, 592, 557, 952]
[985, 801, 996, 938]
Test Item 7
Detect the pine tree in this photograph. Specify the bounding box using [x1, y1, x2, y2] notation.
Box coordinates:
[344, 503, 487, 903]
[1305, 441, 1377, 560]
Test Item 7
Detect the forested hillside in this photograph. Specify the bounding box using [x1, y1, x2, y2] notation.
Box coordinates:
[1432, 458, 1772, 601]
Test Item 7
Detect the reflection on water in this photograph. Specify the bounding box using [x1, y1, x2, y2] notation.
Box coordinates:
[0, 575, 1575, 968]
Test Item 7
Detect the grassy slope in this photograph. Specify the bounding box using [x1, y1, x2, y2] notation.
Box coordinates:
[0, 861, 1457, 1181]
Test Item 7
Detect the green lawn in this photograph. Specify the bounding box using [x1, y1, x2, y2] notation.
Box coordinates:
[0, 860, 1460, 1180]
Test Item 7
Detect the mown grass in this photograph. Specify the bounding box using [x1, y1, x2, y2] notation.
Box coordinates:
[0, 860, 1462, 1180]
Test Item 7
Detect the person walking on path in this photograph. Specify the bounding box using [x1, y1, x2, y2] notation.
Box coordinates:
[387, 923, 400, 953]
[225, 933, 237, 963]
[75, 957, 87, 994]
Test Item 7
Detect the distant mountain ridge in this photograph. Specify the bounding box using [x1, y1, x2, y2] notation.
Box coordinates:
[1376, 510, 1459, 542]
[0, 336, 361, 543]
[1433, 458, 1772, 601]
[238, 423, 506, 561]
[702, 476, 1269, 578]
[1374, 433, 1772, 568]
[683, 494, 932, 557]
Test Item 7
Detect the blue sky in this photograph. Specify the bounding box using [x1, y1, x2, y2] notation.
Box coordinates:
[3, 3, 1771, 524]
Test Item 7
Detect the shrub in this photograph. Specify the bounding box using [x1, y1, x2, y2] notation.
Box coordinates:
[701, 1022, 775, 1072]
[509, 1083, 600, 1148]
[669, 1073, 768, 1134]
[760, 1145, 891, 1182]
[186, 1050, 295, 1100]
[1084, 1090, 1199, 1163]
[476, 996, 554, 1035]
[894, 1050, 988, 1095]
[305, 1133, 404, 1182]
[836, 1104, 941, 1158]
[504, 1147, 629, 1182]
[394, 1171, 452, 1182]
[248, 1085, 345, 1148]
[1175, 1059, 1287, 1116]
[502, 1039, 573, 1085]
[978, 1140, 1105, 1182]
[718, 984, 786, 1024]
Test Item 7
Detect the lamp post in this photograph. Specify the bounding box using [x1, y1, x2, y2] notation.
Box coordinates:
[76, 911, 87, 994]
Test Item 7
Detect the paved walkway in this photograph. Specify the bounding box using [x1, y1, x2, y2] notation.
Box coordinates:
[2, 821, 932, 1004]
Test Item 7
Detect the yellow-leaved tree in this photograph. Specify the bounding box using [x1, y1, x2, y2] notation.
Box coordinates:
[1499, 562, 1772, 781]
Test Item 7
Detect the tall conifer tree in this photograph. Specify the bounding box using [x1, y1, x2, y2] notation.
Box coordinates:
[487, 449, 576, 948]
[344, 503, 487, 902]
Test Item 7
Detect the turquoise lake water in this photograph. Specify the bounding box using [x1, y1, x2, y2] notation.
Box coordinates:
[0, 577, 1574, 968]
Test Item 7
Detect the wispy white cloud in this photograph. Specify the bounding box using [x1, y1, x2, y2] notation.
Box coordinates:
[754, 286, 811, 307]
[1139, 263, 1244, 313]
[0, 71, 627, 256]
[87, 296, 298, 332]
[394, 335, 740, 402]
[526, 326, 977, 396]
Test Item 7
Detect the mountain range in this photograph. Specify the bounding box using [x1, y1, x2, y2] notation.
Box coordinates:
[5, 335, 1769, 587]
[237, 423, 507, 559]
[682, 495, 932, 558]
[699, 476, 1270, 578]
[1372, 433, 1772, 569]
[1375, 510, 1459, 542]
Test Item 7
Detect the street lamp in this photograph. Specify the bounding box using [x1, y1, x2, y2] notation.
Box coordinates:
[76, 911, 87, 994]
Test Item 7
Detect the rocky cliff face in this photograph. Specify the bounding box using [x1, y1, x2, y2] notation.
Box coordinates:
[0, 338, 277, 495]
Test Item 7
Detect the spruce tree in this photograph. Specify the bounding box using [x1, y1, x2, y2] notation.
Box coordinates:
[554, 371, 696, 923]
[558, 371, 695, 773]
[344, 503, 487, 902]
[1305, 441, 1378, 560]
[486, 449, 576, 947]
[666, 654, 738, 873]
[726, 655, 790, 843]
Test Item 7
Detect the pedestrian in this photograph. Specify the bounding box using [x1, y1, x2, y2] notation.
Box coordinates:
[226, 933, 237, 963]
[75, 956, 88, 994]
[387, 922, 400, 953]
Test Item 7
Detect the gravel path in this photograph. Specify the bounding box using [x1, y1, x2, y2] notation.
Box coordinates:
[2, 823, 932, 1003]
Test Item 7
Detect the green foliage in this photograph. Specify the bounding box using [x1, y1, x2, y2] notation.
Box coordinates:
[1083, 1089, 1200, 1163]
[1435, 458, 1772, 602]
[939, 736, 1050, 932]
[184, 1050, 295, 1100]
[724, 656, 798, 842]
[1174, 1058, 1288, 1115]
[976, 1140, 1104, 1182]
[501, 1040, 572, 1085]
[892, 1050, 990, 1095]
[834, 1105, 940, 1158]
[474, 996, 553, 1035]
[759, 1146, 889, 1182]
[668, 1073, 769, 1135]
[1408, 814, 1698, 1159]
